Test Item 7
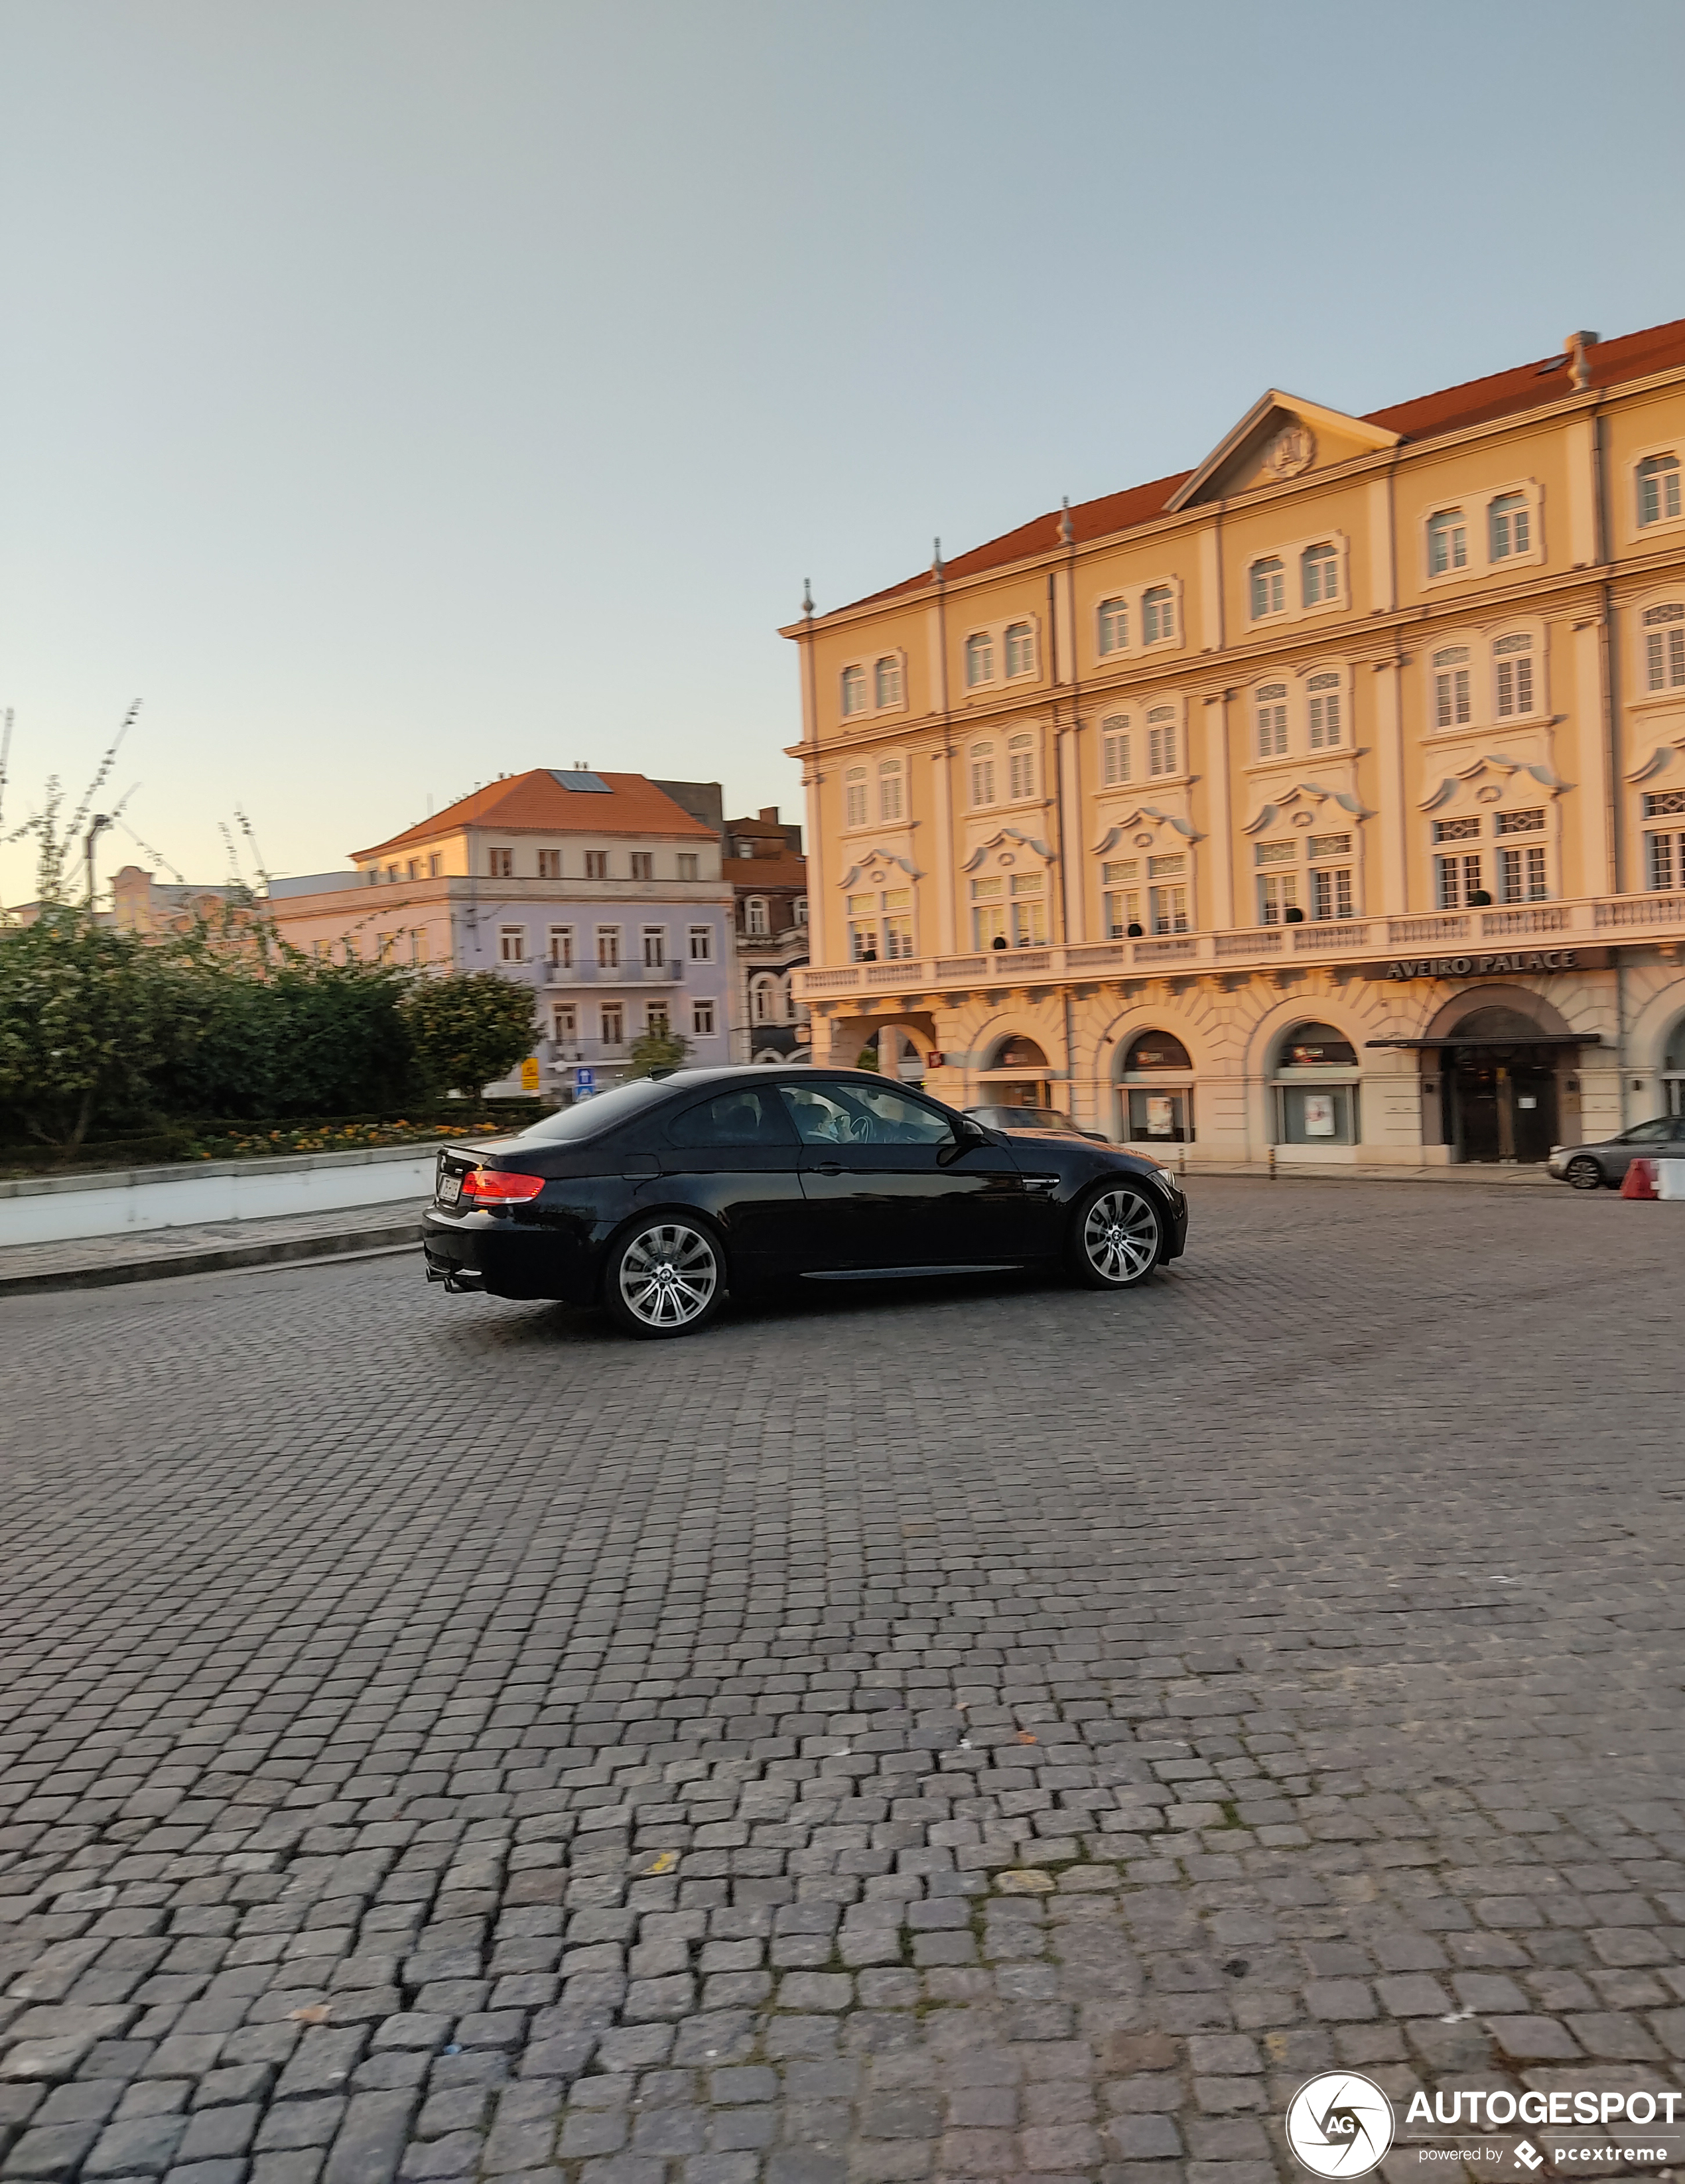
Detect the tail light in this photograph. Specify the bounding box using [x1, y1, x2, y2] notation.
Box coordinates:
[459, 1166, 545, 1204]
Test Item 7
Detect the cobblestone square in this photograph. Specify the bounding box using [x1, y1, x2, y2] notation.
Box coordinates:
[1, 1178, 1681, 2184]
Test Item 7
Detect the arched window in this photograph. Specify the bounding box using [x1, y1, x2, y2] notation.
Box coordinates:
[1007, 735, 1036, 799]
[874, 655, 903, 708]
[841, 664, 866, 715]
[965, 632, 994, 687]
[751, 973, 777, 1023]
[745, 898, 770, 937]
[1279, 1022, 1357, 1067]
[794, 896, 809, 925]
[1142, 586, 1176, 644]
[1639, 453, 1682, 528]
[1428, 508, 1468, 577]
[877, 759, 904, 823]
[1126, 1032, 1191, 1071]
[1004, 622, 1036, 677]
[969, 742, 996, 807]
[1308, 671, 1343, 749]
[1274, 1023, 1359, 1146]
[994, 1036, 1047, 1068]
[1301, 542, 1339, 607]
[1101, 715, 1131, 787]
[1432, 645, 1471, 728]
[1489, 492, 1530, 561]
[1097, 597, 1128, 655]
[1146, 706, 1178, 778]
[1121, 1030, 1194, 1142]
[1493, 632, 1535, 717]
[1250, 558, 1285, 618]
[1255, 683, 1288, 759]
[1643, 602, 1685, 692]
[844, 768, 868, 827]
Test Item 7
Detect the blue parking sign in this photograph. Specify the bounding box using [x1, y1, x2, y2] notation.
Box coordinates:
[575, 1067, 595, 1094]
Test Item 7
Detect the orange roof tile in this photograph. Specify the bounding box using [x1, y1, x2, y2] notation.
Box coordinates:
[828, 316, 1685, 614]
[723, 855, 807, 888]
[354, 771, 718, 860]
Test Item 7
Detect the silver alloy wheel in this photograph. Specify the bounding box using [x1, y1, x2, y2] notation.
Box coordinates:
[617, 1222, 720, 1329]
[1566, 1156, 1603, 1191]
[1081, 1187, 1159, 1283]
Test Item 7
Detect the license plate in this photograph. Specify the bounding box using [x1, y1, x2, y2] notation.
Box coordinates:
[438, 1169, 462, 1206]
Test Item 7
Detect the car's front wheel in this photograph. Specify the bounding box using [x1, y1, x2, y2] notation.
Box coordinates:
[1067, 1182, 1162, 1290]
[1565, 1155, 1604, 1191]
[603, 1217, 726, 1339]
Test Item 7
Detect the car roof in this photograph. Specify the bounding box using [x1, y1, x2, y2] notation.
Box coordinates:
[655, 1065, 902, 1091]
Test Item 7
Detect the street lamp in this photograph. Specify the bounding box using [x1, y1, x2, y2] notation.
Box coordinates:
[83, 813, 114, 909]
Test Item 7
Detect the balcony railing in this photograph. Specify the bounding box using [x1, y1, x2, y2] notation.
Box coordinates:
[544, 959, 685, 987]
[789, 891, 1685, 1003]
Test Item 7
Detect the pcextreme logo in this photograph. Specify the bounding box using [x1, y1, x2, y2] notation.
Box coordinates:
[1287, 2073, 1397, 2177]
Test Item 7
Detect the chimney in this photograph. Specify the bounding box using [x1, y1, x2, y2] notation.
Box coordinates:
[759, 806, 779, 824]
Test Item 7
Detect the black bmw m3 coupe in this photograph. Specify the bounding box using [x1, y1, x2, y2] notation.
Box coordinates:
[424, 1066, 1189, 1338]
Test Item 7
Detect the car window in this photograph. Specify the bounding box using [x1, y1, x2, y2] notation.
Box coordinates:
[667, 1086, 795, 1149]
[517, 1079, 672, 1141]
[1621, 1118, 1674, 1144]
[779, 1079, 955, 1148]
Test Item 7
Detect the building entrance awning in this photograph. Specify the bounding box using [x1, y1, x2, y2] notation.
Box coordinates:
[1365, 1033, 1599, 1050]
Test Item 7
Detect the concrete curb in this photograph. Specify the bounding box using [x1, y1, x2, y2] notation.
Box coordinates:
[0, 1219, 426, 1298]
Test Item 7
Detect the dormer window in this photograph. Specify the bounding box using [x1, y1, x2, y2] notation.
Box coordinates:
[1307, 672, 1343, 749]
[965, 633, 995, 688]
[1255, 683, 1288, 759]
[1489, 492, 1530, 561]
[1301, 542, 1339, 608]
[1639, 453, 1682, 528]
[1004, 622, 1036, 677]
[841, 664, 866, 716]
[1428, 509, 1468, 577]
[1097, 598, 1128, 655]
[1142, 586, 1176, 645]
[1433, 646, 1471, 728]
[1250, 559, 1285, 619]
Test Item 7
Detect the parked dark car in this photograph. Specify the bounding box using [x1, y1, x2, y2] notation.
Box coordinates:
[963, 1103, 1109, 1144]
[424, 1066, 1188, 1338]
[1546, 1113, 1685, 1189]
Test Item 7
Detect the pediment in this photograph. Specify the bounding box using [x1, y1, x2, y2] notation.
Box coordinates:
[1627, 730, 1685, 784]
[836, 849, 923, 888]
[1418, 756, 1568, 813]
[1168, 391, 1400, 511]
[1090, 807, 1199, 856]
[1242, 782, 1367, 835]
[959, 827, 1055, 874]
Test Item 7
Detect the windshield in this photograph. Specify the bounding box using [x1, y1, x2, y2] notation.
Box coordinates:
[516, 1079, 673, 1142]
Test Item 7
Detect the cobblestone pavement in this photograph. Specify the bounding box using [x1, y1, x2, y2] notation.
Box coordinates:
[1, 1180, 1682, 2184]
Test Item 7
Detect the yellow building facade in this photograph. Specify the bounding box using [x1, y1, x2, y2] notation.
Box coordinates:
[785, 319, 1685, 1168]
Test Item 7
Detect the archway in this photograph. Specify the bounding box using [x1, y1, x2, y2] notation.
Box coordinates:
[1426, 987, 1578, 1164]
[1117, 1028, 1195, 1144]
[977, 1034, 1052, 1109]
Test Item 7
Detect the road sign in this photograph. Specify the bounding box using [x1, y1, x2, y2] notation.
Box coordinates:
[519, 1057, 540, 1093]
[575, 1067, 596, 1093]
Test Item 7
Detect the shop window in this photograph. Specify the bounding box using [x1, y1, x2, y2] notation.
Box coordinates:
[1307, 672, 1343, 748]
[1098, 597, 1128, 655]
[1274, 1022, 1359, 1146]
[1101, 715, 1132, 785]
[1124, 1058, 1194, 1143]
[1643, 603, 1685, 691]
[1255, 683, 1288, 758]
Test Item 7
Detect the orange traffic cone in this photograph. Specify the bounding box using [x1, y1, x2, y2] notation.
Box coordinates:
[1620, 1157, 1658, 1199]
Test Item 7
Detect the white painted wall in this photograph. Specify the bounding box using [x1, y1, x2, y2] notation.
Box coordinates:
[1, 1145, 438, 1247]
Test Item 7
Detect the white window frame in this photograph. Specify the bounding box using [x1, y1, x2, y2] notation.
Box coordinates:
[1306, 669, 1345, 751]
[551, 1002, 578, 1046]
[1140, 583, 1180, 649]
[963, 631, 996, 689]
[547, 924, 574, 967]
[1300, 540, 1342, 610]
[584, 849, 609, 880]
[1631, 445, 1685, 543]
[1003, 621, 1038, 680]
[1425, 506, 1471, 582]
[969, 742, 997, 808]
[600, 1002, 625, 1049]
[488, 847, 515, 879]
[1430, 641, 1475, 732]
[843, 767, 868, 829]
[1145, 703, 1183, 782]
[641, 924, 667, 967]
[537, 848, 562, 880]
[1097, 596, 1129, 657]
[873, 653, 906, 710]
[840, 663, 867, 717]
[1253, 683, 1289, 760]
[1006, 734, 1038, 802]
[877, 758, 905, 823]
[692, 999, 716, 1038]
[596, 924, 621, 969]
[1083, 577, 1183, 663]
[498, 924, 526, 964]
[1635, 597, 1685, 703]
[688, 924, 714, 961]
[1099, 715, 1132, 789]
[1491, 630, 1539, 720]
[1248, 557, 1287, 623]
[744, 897, 770, 937]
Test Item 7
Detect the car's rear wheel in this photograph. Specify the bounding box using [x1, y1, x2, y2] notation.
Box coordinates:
[1566, 1156, 1604, 1191]
[603, 1217, 726, 1339]
[1067, 1182, 1162, 1290]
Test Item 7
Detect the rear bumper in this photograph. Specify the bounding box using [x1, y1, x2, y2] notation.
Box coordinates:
[423, 1211, 596, 1304]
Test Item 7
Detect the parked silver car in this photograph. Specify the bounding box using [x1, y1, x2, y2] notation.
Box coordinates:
[1546, 1113, 1685, 1188]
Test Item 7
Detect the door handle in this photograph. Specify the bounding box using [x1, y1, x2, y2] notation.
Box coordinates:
[813, 1162, 843, 1176]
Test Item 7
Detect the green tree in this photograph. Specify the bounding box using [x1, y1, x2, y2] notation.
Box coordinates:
[0, 910, 170, 1147]
[623, 1026, 692, 1079]
[400, 971, 537, 1099]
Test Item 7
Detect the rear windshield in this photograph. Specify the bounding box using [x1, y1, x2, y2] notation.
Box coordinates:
[516, 1079, 673, 1142]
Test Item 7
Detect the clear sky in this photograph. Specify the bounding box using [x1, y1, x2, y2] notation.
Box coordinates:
[3, 0, 1683, 901]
